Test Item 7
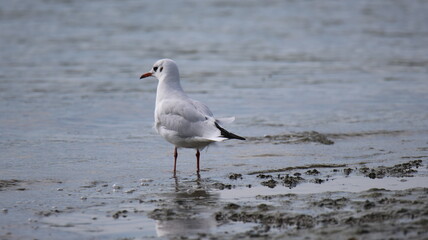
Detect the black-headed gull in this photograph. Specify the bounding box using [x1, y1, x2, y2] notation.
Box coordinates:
[140, 59, 245, 174]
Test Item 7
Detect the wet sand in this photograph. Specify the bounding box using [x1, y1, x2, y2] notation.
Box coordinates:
[1, 159, 427, 239]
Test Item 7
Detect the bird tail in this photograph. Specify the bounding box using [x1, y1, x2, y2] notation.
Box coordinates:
[215, 122, 246, 140]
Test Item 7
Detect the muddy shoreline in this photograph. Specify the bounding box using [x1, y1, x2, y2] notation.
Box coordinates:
[2, 159, 427, 239]
[146, 160, 428, 239]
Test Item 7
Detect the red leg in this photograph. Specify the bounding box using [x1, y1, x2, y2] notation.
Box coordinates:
[173, 147, 178, 174]
[196, 149, 200, 173]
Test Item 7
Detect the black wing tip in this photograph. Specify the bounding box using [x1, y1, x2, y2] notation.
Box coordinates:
[234, 135, 246, 141]
[215, 122, 246, 141]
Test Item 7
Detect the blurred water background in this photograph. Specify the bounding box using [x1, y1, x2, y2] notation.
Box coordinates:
[1, 0, 428, 239]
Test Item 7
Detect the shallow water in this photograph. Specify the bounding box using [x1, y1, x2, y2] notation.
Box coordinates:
[1, 0, 428, 239]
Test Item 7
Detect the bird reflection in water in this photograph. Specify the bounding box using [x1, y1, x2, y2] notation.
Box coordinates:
[154, 175, 220, 237]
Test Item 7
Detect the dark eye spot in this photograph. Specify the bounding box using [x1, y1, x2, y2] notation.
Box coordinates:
[160, 67, 163, 72]
[153, 66, 158, 72]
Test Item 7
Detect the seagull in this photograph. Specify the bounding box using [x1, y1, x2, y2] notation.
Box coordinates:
[140, 59, 245, 174]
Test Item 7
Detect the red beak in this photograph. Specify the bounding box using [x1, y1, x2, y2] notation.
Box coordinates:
[140, 72, 152, 79]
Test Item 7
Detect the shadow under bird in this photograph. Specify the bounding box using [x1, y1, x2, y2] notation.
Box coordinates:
[140, 59, 245, 174]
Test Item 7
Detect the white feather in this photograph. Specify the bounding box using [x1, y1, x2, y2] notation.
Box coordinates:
[216, 117, 235, 125]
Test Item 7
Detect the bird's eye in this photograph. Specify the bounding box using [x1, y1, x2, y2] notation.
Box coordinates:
[160, 67, 163, 72]
[153, 66, 158, 72]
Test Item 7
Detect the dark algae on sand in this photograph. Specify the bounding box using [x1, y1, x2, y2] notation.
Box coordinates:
[141, 160, 428, 239]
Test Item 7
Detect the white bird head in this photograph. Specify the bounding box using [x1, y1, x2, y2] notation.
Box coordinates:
[140, 59, 179, 81]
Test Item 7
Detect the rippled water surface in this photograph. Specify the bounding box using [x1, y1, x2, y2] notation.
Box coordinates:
[1, 0, 428, 239]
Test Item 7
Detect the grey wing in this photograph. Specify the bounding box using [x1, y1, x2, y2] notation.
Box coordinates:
[190, 99, 235, 125]
[188, 98, 214, 117]
[156, 99, 218, 138]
